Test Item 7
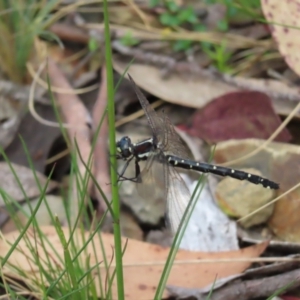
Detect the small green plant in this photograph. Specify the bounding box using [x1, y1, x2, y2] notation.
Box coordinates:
[159, 2, 198, 27]
[151, 0, 231, 54]
[88, 36, 99, 52]
[151, 1, 199, 52]
[0, 0, 60, 83]
[150, 0, 253, 72]
[120, 31, 139, 47]
[205, 0, 262, 22]
[201, 40, 233, 73]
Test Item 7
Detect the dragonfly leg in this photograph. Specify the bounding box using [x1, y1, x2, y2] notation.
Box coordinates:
[117, 158, 142, 183]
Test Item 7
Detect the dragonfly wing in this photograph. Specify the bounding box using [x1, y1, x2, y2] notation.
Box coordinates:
[128, 75, 165, 143]
[162, 113, 192, 159]
[136, 154, 166, 202]
[165, 165, 191, 235]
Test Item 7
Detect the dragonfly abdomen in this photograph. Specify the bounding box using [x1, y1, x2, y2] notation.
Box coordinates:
[166, 155, 279, 190]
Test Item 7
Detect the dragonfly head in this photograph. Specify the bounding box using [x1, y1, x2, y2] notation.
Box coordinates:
[116, 136, 134, 160]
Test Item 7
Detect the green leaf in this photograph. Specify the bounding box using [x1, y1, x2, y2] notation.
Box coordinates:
[173, 40, 192, 52]
[166, 1, 179, 13]
[160, 13, 180, 26]
[120, 31, 139, 47]
[217, 19, 228, 31]
[227, 5, 238, 17]
[178, 7, 198, 24]
[88, 37, 98, 52]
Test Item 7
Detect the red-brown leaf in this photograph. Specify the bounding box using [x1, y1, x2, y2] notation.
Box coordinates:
[186, 91, 292, 143]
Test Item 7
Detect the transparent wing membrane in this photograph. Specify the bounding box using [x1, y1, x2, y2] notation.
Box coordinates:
[165, 166, 191, 234]
[136, 154, 166, 203]
[128, 75, 165, 144]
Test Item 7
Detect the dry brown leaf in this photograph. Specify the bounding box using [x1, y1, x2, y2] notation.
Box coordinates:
[215, 168, 275, 228]
[46, 59, 93, 223]
[0, 226, 268, 300]
[0, 94, 24, 150]
[1, 195, 66, 234]
[213, 139, 300, 242]
[213, 138, 300, 190]
[223, 75, 300, 104]
[261, 0, 300, 77]
[91, 66, 110, 218]
[113, 58, 300, 118]
[0, 162, 58, 206]
[187, 90, 292, 143]
[267, 150, 300, 242]
[268, 186, 300, 242]
[113, 58, 239, 108]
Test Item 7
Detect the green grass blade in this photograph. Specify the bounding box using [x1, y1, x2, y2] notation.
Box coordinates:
[103, 0, 125, 299]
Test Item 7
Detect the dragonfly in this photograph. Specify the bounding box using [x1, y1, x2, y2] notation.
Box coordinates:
[116, 74, 280, 233]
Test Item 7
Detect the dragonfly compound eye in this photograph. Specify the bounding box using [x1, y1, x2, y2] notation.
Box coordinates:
[116, 136, 133, 158]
